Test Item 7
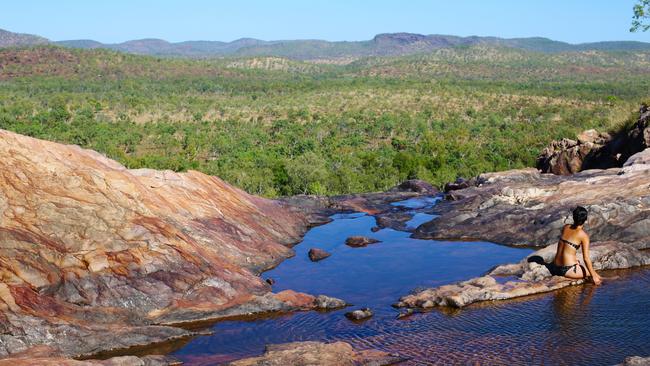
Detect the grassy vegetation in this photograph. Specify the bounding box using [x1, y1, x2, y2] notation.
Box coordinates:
[1, 45, 648, 196]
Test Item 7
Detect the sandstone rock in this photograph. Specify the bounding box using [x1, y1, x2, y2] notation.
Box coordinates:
[414, 152, 650, 249]
[537, 105, 650, 175]
[308, 248, 331, 262]
[620, 356, 650, 366]
[225, 341, 404, 366]
[0, 346, 179, 365]
[313, 295, 347, 310]
[396, 308, 414, 319]
[0, 129, 320, 358]
[536, 137, 608, 175]
[345, 236, 381, 247]
[375, 211, 413, 231]
[390, 179, 439, 195]
[280, 191, 419, 218]
[344, 308, 373, 320]
[444, 177, 476, 192]
[577, 129, 607, 144]
[396, 241, 650, 309]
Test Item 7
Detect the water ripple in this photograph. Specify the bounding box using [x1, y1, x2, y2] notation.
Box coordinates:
[172, 197, 650, 366]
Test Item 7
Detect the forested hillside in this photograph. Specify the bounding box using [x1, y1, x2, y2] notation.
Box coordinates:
[1, 45, 648, 196]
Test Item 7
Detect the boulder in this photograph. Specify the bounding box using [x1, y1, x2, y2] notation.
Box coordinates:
[308, 248, 331, 262]
[443, 177, 477, 192]
[344, 308, 373, 321]
[0, 129, 321, 358]
[537, 105, 650, 175]
[390, 179, 439, 195]
[313, 295, 347, 310]
[345, 236, 381, 247]
[225, 341, 404, 366]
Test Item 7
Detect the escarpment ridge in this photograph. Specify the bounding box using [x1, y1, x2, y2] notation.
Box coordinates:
[0, 129, 343, 359]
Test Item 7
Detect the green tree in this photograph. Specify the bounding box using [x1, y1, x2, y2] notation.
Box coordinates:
[631, 0, 650, 32]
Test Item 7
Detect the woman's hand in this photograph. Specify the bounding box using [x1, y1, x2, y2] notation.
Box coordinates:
[592, 273, 602, 285]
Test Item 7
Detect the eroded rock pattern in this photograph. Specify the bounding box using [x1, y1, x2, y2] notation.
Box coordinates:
[225, 341, 404, 366]
[395, 241, 650, 309]
[0, 129, 335, 358]
[415, 149, 650, 249]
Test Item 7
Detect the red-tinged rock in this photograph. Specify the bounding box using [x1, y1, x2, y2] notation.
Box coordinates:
[0, 345, 179, 365]
[308, 248, 331, 262]
[0, 129, 318, 358]
[345, 236, 380, 247]
[225, 341, 403, 366]
[537, 105, 650, 175]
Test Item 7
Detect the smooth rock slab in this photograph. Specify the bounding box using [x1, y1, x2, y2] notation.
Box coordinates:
[225, 341, 404, 366]
[395, 241, 650, 309]
[0, 129, 320, 358]
[345, 236, 381, 247]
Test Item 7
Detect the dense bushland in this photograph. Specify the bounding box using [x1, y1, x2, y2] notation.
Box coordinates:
[1, 46, 648, 196]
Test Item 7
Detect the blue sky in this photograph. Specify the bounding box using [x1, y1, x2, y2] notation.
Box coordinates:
[2, 0, 649, 44]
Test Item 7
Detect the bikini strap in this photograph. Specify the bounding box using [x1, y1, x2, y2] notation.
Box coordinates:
[560, 237, 581, 250]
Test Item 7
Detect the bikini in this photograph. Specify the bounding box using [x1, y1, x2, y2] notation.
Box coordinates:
[547, 237, 582, 276]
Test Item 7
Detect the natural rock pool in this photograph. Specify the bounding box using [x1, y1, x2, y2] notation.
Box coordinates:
[171, 197, 650, 365]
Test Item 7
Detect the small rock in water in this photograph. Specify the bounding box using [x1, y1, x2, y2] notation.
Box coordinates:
[370, 226, 381, 232]
[265, 278, 275, 285]
[396, 309, 414, 319]
[314, 295, 347, 310]
[345, 307, 373, 321]
[308, 248, 331, 262]
[345, 236, 380, 247]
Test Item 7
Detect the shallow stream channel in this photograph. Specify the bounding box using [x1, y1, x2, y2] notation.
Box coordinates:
[171, 196, 650, 365]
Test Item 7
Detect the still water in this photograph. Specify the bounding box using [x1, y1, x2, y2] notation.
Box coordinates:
[172, 197, 650, 365]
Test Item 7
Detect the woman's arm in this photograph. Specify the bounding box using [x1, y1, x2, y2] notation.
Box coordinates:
[581, 236, 602, 285]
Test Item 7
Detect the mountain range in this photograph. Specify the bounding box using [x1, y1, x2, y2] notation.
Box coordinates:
[2, 28, 650, 60]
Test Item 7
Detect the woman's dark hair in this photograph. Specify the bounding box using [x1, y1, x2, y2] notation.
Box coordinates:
[572, 206, 588, 228]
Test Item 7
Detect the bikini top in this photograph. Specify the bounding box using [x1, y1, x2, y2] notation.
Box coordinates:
[559, 237, 581, 250]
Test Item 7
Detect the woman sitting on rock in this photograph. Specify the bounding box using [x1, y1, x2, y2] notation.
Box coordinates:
[547, 206, 602, 285]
